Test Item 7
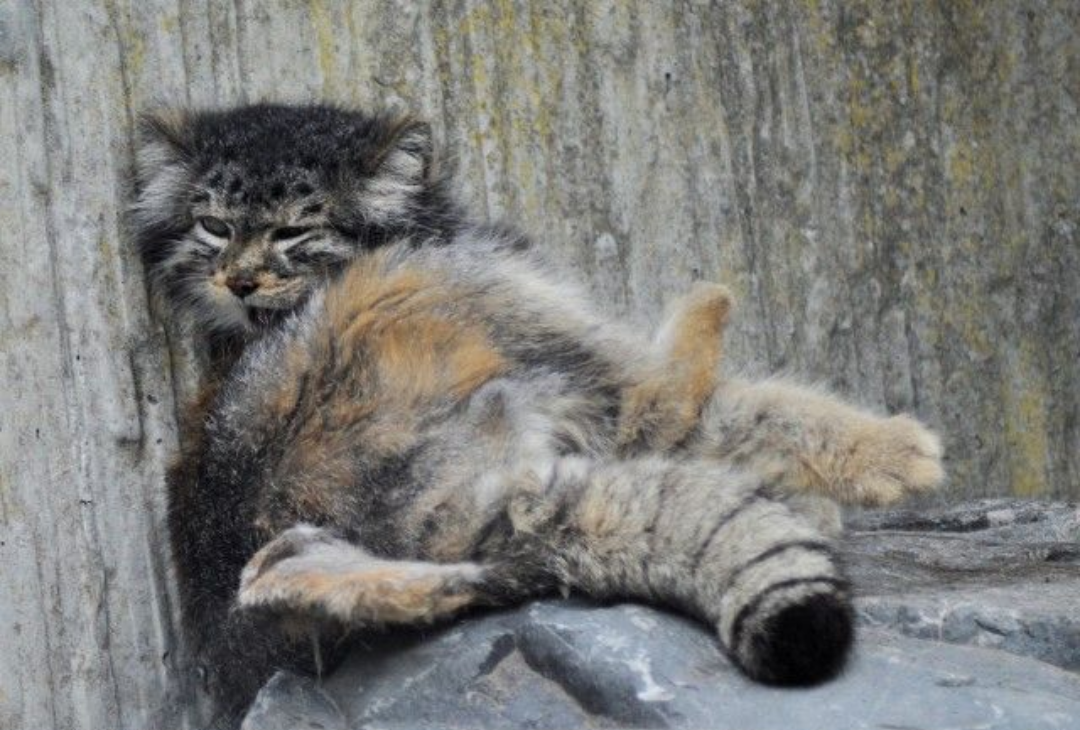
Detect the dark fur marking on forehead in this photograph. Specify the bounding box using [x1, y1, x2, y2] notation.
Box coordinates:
[131, 103, 467, 342]
[188, 105, 406, 175]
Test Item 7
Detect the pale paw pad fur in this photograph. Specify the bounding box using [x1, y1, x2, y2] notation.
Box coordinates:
[845, 414, 945, 506]
[238, 524, 485, 626]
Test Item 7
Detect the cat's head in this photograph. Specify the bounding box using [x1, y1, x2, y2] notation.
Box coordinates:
[130, 103, 455, 334]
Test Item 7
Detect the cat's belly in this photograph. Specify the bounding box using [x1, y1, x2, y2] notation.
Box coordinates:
[210, 268, 622, 561]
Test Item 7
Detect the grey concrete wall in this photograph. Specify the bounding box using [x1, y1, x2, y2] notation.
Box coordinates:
[0, 1, 1076, 728]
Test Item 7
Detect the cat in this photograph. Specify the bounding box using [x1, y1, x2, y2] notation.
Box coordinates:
[130, 103, 943, 726]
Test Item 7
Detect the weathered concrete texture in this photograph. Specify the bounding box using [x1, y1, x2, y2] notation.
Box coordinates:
[2, 1, 1078, 729]
[243, 501, 1080, 729]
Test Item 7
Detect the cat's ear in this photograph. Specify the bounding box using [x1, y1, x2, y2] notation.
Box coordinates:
[130, 109, 195, 239]
[134, 109, 194, 189]
[375, 117, 434, 181]
[357, 117, 436, 226]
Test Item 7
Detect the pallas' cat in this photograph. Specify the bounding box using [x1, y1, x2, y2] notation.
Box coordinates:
[131, 104, 943, 725]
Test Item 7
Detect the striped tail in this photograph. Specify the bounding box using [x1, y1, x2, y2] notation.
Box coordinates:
[493, 456, 854, 685]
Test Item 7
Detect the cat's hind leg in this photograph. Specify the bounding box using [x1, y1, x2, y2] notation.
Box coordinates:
[618, 282, 734, 453]
[238, 524, 487, 626]
[484, 456, 854, 686]
[693, 378, 945, 506]
[239, 457, 854, 687]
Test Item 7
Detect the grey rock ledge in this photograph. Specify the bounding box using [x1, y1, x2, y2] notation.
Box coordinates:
[243, 500, 1080, 730]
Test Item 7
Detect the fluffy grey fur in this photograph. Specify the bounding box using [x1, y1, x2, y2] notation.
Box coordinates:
[130, 104, 943, 728]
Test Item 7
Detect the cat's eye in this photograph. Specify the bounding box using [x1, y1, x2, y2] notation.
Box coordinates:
[198, 216, 231, 238]
[271, 226, 311, 241]
[288, 248, 340, 267]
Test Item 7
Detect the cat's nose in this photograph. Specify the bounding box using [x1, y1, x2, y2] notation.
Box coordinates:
[225, 275, 259, 299]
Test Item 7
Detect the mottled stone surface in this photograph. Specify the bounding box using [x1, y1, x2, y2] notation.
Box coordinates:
[241, 673, 346, 730]
[3, 1, 1078, 728]
[846, 500, 1080, 671]
[245, 611, 1080, 730]
[244, 501, 1080, 729]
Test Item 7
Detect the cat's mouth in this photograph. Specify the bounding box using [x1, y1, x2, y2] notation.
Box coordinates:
[239, 280, 308, 328]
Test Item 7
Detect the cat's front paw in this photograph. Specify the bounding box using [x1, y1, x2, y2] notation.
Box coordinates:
[239, 523, 338, 590]
[237, 524, 349, 629]
[238, 524, 484, 627]
[846, 415, 944, 506]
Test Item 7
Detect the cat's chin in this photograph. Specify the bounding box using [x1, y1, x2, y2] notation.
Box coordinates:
[207, 303, 291, 337]
[246, 305, 291, 330]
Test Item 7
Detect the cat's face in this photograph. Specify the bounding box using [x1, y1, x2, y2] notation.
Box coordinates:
[130, 104, 439, 334]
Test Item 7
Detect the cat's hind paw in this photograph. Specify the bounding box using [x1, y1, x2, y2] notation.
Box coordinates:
[238, 524, 485, 627]
[843, 415, 945, 506]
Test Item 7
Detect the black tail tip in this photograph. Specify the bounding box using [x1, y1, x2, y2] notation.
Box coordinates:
[743, 592, 854, 687]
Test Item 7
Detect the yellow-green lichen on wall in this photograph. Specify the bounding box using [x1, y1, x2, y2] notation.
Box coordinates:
[1, 2, 1077, 729]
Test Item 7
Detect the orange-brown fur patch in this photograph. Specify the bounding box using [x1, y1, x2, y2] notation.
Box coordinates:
[324, 255, 508, 408]
[666, 286, 732, 409]
[267, 345, 313, 417]
[267, 254, 508, 434]
[619, 284, 733, 451]
[255, 256, 509, 530]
